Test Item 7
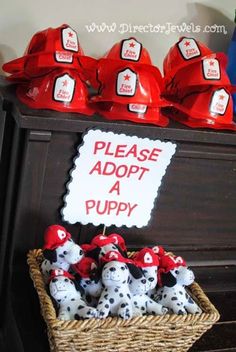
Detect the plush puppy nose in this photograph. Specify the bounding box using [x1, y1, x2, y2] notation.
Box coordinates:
[109, 267, 116, 272]
[141, 279, 146, 284]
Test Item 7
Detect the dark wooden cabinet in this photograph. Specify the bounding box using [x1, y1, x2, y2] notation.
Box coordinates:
[0, 78, 236, 351]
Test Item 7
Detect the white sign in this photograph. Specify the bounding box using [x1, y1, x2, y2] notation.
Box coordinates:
[62, 130, 176, 228]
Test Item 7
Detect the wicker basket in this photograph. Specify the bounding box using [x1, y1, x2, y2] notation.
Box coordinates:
[27, 249, 220, 352]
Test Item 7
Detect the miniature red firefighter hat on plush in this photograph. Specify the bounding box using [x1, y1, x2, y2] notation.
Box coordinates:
[72, 257, 98, 278]
[133, 248, 160, 268]
[101, 250, 133, 264]
[16, 69, 94, 114]
[81, 233, 127, 253]
[3, 24, 85, 80]
[108, 233, 127, 253]
[152, 245, 165, 258]
[49, 269, 75, 282]
[168, 86, 236, 131]
[91, 234, 117, 247]
[43, 225, 71, 250]
[159, 254, 186, 274]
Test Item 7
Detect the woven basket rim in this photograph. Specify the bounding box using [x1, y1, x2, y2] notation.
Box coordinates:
[27, 248, 220, 332]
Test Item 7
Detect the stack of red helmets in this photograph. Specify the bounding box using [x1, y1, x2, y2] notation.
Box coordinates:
[2, 24, 94, 115]
[163, 36, 236, 131]
[87, 38, 170, 126]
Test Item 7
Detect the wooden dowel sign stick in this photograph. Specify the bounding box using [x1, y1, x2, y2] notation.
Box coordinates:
[102, 225, 106, 236]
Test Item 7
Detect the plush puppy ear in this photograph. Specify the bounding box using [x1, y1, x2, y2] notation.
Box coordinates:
[74, 273, 82, 283]
[43, 249, 57, 263]
[115, 245, 128, 258]
[73, 280, 85, 296]
[85, 247, 101, 262]
[161, 272, 177, 287]
[90, 267, 102, 283]
[126, 263, 144, 279]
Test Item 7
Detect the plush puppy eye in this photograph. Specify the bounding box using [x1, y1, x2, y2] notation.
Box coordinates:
[52, 278, 57, 283]
[64, 278, 69, 282]
[63, 251, 68, 255]
[121, 267, 125, 270]
[85, 280, 91, 285]
[175, 270, 179, 275]
[148, 277, 154, 282]
[79, 249, 83, 256]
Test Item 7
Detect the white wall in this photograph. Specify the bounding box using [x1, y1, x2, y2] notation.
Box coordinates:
[0, 0, 235, 74]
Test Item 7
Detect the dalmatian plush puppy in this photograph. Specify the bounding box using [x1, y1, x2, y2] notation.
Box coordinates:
[156, 254, 202, 315]
[48, 269, 98, 320]
[133, 248, 160, 299]
[72, 257, 102, 307]
[129, 263, 168, 317]
[96, 251, 133, 319]
[82, 233, 128, 264]
[41, 225, 84, 280]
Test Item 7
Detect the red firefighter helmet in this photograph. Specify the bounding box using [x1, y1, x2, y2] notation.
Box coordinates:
[164, 53, 231, 100]
[17, 69, 94, 115]
[90, 61, 166, 107]
[3, 24, 87, 80]
[78, 38, 154, 90]
[163, 37, 214, 79]
[95, 101, 169, 127]
[166, 87, 236, 131]
[103, 37, 152, 65]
